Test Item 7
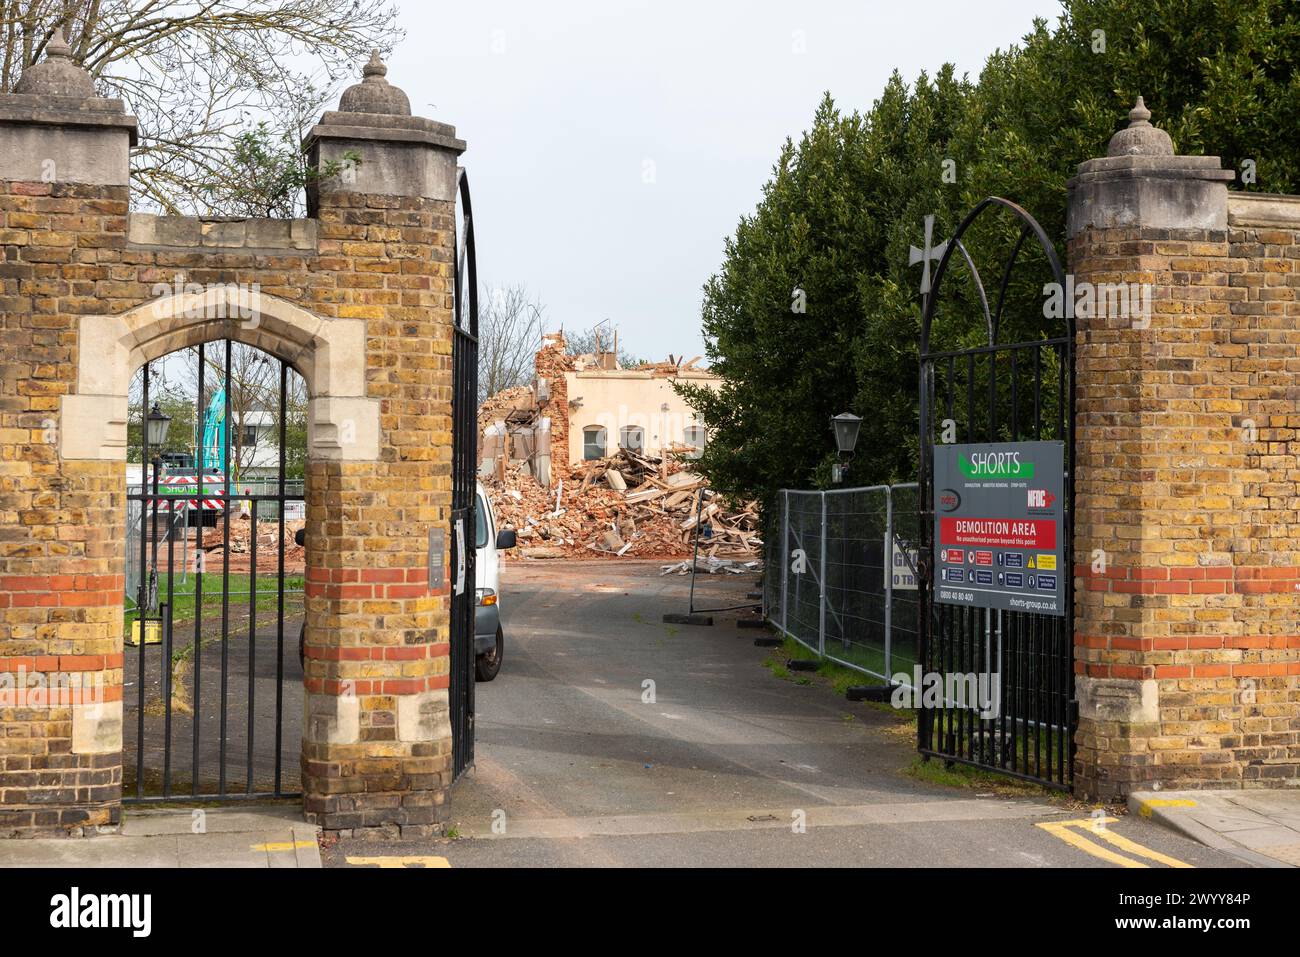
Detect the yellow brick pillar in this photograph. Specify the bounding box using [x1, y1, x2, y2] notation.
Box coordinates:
[1069, 98, 1298, 798]
[298, 52, 464, 836]
[0, 32, 137, 837]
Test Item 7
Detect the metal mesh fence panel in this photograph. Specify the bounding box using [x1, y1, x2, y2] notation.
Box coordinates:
[765, 483, 918, 685]
[785, 490, 824, 656]
[822, 487, 888, 676]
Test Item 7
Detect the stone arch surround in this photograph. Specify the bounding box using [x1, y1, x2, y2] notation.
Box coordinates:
[61, 288, 377, 464]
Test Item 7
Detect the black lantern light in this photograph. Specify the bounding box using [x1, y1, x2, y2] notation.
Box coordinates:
[143, 401, 173, 615]
[830, 412, 861, 483]
[145, 402, 172, 448]
[831, 412, 861, 456]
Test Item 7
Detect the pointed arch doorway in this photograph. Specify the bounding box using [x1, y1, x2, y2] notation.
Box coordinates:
[124, 336, 307, 802]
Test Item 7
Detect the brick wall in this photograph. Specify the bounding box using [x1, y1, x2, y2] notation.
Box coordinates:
[0, 177, 458, 834]
[0, 48, 464, 836]
[1071, 189, 1300, 797]
[535, 333, 574, 474]
[301, 189, 456, 835]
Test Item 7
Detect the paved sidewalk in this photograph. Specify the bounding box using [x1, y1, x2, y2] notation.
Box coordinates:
[0, 806, 320, 868]
[1130, 790, 1300, 868]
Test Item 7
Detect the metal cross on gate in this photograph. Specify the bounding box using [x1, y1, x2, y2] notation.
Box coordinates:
[909, 213, 949, 297]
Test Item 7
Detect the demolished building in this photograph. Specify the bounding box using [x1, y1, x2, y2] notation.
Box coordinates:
[477, 333, 759, 560]
[479, 331, 720, 483]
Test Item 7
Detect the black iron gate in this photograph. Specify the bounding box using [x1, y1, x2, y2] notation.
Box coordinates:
[917, 198, 1077, 790]
[126, 340, 303, 802]
[449, 168, 479, 779]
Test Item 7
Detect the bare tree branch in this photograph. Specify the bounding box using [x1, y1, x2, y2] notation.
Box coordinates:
[562, 321, 644, 369]
[477, 283, 546, 405]
[1, 0, 401, 214]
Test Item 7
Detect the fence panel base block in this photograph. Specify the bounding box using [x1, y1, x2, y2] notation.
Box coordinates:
[663, 613, 713, 626]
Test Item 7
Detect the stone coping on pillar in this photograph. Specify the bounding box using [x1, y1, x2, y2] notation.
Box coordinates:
[1227, 191, 1300, 228]
[302, 110, 466, 155]
[1067, 154, 1236, 238]
[0, 30, 138, 187]
[1069, 152, 1233, 180]
[0, 92, 137, 185]
[0, 93, 138, 144]
[127, 212, 318, 253]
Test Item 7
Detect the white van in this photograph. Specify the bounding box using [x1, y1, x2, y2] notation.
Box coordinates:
[473, 480, 515, 681]
[296, 482, 515, 679]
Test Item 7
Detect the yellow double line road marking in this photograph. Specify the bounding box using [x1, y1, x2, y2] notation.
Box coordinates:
[250, 839, 317, 852]
[1035, 817, 1193, 868]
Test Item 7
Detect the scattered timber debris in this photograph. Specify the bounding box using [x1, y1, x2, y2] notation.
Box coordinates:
[483, 446, 761, 560]
[477, 333, 757, 561]
[660, 558, 762, 576]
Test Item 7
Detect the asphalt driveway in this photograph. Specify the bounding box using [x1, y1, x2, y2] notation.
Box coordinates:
[325, 560, 1249, 868]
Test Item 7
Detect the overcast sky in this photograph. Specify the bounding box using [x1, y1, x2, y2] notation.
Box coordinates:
[386, 1, 1064, 362]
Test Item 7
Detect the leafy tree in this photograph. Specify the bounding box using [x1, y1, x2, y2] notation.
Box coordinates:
[685, 0, 1300, 509]
[282, 372, 308, 480]
[127, 390, 197, 464]
[678, 95, 882, 505]
[210, 122, 361, 218]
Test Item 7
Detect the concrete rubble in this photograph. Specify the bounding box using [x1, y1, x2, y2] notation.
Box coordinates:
[484, 446, 761, 560]
[478, 333, 760, 560]
[196, 516, 306, 574]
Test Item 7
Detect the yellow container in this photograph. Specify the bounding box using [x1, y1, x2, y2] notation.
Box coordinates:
[127, 619, 163, 646]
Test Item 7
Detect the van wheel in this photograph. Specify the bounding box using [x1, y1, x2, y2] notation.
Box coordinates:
[475, 626, 503, 682]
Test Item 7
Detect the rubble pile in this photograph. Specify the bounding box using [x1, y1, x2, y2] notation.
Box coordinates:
[198, 515, 306, 574]
[484, 447, 761, 560]
[477, 332, 758, 561]
[477, 384, 534, 437]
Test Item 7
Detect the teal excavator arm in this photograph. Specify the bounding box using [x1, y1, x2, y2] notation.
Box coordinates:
[200, 386, 226, 473]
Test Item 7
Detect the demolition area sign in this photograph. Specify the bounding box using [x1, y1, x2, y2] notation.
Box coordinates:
[932, 441, 1066, 617]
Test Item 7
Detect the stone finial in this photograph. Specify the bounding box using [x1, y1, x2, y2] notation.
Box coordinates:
[337, 48, 411, 116]
[1106, 96, 1174, 157]
[303, 45, 465, 208]
[46, 28, 72, 58]
[14, 26, 96, 98]
[363, 50, 387, 78]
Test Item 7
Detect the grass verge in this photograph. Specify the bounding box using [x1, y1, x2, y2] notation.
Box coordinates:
[769, 636, 888, 695]
[903, 755, 1059, 799]
[125, 572, 304, 629]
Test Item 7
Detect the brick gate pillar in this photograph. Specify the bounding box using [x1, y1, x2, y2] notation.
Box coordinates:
[298, 52, 464, 836]
[0, 33, 137, 837]
[1068, 98, 1299, 799]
